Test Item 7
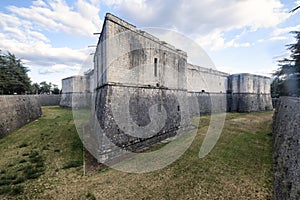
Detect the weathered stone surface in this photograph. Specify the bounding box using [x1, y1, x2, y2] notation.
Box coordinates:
[273, 97, 300, 200]
[188, 92, 227, 115]
[36, 95, 61, 106]
[0, 95, 42, 138]
[228, 74, 273, 112]
[94, 84, 190, 163]
[60, 74, 93, 108]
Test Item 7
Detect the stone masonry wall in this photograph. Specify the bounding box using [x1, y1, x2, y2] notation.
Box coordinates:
[92, 13, 190, 164]
[94, 84, 190, 163]
[0, 95, 42, 138]
[273, 97, 300, 200]
[60, 76, 88, 108]
[36, 95, 61, 106]
[228, 74, 273, 112]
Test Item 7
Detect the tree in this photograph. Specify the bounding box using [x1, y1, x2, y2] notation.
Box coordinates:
[30, 83, 40, 94]
[0, 50, 31, 94]
[51, 84, 60, 94]
[273, 31, 300, 97]
[39, 81, 52, 94]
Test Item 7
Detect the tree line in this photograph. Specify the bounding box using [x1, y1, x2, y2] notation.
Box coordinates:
[0, 50, 60, 95]
[271, 31, 300, 97]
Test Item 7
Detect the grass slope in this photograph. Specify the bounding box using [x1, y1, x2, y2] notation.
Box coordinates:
[0, 106, 273, 199]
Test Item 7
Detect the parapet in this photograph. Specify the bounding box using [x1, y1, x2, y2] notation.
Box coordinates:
[105, 13, 137, 31]
[230, 73, 271, 79]
[104, 13, 187, 57]
[187, 63, 229, 77]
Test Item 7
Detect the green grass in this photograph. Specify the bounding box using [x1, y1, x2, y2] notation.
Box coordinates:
[0, 106, 273, 199]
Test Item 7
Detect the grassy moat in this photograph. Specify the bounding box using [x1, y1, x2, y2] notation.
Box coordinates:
[0, 106, 273, 199]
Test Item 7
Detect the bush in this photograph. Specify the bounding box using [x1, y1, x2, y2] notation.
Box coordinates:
[87, 191, 96, 200]
[19, 159, 27, 164]
[10, 185, 24, 195]
[28, 151, 38, 158]
[23, 165, 43, 180]
[0, 185, 24, 195]
[62, 160, 82, 169]
[12, 175, 26, 184]
[18, 142, 28, 148]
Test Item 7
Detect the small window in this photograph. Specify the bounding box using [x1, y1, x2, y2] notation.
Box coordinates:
[201, 90, 205, 93]
[177, 105, 180, 111]
[154, 58, 158, 77]
[158, 103, 161, 112]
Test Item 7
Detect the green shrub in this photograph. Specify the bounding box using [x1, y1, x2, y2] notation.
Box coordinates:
[87, 191, 96, 200]
[19, 159, 27, 164]
[10, 185, 24, 195]
[18, 142, 28, 148]
[28, 151, 39, 158]
[23, 165, 43, 180]
[62, 160, 82, 169]
[12, 175, 26, 184]
[0, 185, 24, 195]
[0, 186, 10, 195]
[22, 152, 29, 156]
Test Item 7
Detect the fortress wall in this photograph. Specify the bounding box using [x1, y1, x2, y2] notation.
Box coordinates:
[187, 64, 229, 93]
[95, 17, 108, 88]
[187, 92, 228, 115]
[228, 74, 273, 112]
[186, 64, 229, 115]
[0, 95, 42, 138]
[99, 13, 187, 90]
[61, 76, 87, 93]
[60, 76, 88, 108]
[230, 73, 269, 94]
[273, 97, 300, 200]
[90, 13, 191, 164]
[36, 95, 61, 106]
[93, 85, 190, 163]
[229, 93, 273, 112]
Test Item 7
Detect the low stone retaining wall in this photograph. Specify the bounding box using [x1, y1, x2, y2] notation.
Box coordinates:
[0, 95, 42, 138]
[273, 96, 300, 199]
[36, 95, 61, 106]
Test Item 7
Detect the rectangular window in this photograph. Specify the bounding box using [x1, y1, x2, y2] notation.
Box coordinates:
[154, 58, 158, 77]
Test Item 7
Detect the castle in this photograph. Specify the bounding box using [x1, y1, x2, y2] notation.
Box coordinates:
[60, 13, 273, 165]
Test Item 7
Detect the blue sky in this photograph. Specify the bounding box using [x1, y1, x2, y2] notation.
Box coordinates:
[0, 0, 299, 88]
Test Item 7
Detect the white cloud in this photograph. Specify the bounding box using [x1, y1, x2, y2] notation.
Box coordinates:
[270, 36, 289, 41]
[0, 32, 89, 73]
[194, 30, 254, 51]
[7, 0, 102, 37]
[0, 0, 99, 84]
[102, 0, 289, 51]
[105, 0, 288, 32]
[273, 24, 300, 36]
[33, 0, 48, 7]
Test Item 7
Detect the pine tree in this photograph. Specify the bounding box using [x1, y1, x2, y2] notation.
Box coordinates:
[0, 50, 31, 94]
[273, 31, 300, 96]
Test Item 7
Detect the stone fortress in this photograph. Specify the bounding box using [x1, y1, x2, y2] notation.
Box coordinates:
[60, 13, 273, 164]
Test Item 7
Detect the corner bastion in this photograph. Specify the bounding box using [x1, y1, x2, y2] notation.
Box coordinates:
[60, 13, 273, 166]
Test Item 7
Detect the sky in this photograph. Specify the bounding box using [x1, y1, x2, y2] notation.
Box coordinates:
[0, 0, 300, 89]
